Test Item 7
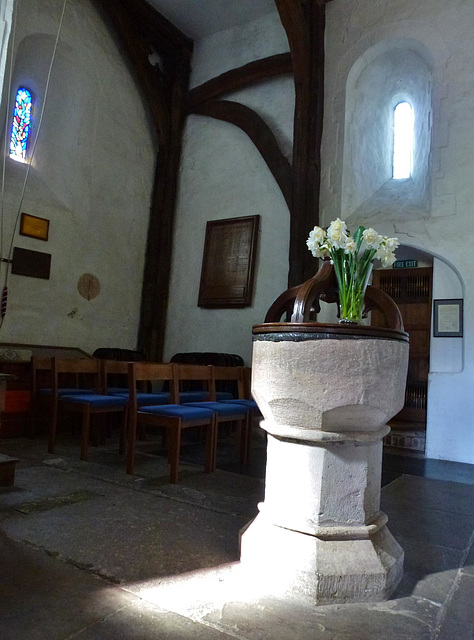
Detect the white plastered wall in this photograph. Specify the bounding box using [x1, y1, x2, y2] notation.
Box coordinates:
[322, 0, 474, 463]
[0, 1, 13, 94]
[164, 12, 293, 365]
[0, 0, 154, 353]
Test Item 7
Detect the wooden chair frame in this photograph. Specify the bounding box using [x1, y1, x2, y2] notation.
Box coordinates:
[126, 362, 216, 483]
[50, 358, 128, 460]
[179, 365, 250, 471]
[31, 356, 53, 436]
[209, 365, 251, 467]
[31, 356, 93, 433]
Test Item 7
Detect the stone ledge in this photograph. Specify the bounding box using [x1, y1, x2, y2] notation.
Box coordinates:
[0, 453, 19, 487]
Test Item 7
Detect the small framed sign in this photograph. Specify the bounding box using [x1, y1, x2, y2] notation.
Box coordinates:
[433, 299, 463, 337]
[19, 213, 50, 241]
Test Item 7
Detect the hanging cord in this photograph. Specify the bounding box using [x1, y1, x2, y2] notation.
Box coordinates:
[0, 0, 68, 327]
[0, 0, 19, 322]
[0, 0, 18, 264]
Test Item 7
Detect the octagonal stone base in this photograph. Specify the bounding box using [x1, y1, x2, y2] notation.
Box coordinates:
[240, 325, 409, 605]
[240, 513, 404, 605]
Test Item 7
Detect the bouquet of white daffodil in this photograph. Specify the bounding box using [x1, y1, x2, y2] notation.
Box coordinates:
[306, 219, 399, 323]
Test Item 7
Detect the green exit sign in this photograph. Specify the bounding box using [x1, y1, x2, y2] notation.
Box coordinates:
[393, 259, 418, 269]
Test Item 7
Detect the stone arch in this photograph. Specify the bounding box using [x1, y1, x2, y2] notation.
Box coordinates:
[321, 20, 451, 226]
[341, 38, 433, 223]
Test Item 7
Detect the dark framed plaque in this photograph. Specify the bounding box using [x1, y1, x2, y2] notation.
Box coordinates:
[11, 247, 51, 279]
[198, 215, 260, 308]
[433, 299, 463, 337]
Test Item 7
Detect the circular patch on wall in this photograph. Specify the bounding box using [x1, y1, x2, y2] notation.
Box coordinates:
[77, 273, 101, 301]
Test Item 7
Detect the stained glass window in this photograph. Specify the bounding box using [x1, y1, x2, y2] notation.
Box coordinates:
[10, 88, 32, 163]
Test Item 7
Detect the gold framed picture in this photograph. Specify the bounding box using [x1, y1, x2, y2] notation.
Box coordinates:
[19, 213, 50, 241]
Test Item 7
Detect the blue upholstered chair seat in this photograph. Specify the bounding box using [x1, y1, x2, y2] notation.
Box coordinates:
[221, 398, 260, 412]
[184, 401, 248, 418]
[127, 391, 231, 403]
[138, 404, 214, 420]
[39, 388, 98, 396]
[216, 391, 234, 400]
[110, 391, 170, 406]
[178, 391, 209, 402]
[59, 394, 128, 408]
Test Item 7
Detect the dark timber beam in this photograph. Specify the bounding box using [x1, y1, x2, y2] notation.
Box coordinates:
[276, 0, 326, 287]
[93, 0, 193, 361]
[95, 0, 328, 358]
[186, 53, 293, 108]
[190, 100, 292, 209]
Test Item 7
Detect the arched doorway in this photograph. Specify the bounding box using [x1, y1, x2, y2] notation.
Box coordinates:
[372, 246, 433, 454]
[372, 245, 464, 458]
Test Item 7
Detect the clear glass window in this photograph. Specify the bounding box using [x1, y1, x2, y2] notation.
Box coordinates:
[392, 101, 414, 179]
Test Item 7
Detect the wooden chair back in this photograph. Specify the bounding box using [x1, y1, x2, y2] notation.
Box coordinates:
[100, 359, 131, 391]
[31, 357, 52, 396]
[100, 359, 130, 375]
[51, 358, 101, 395]
[210, 366, 246, 401]
[173, 364, 213, 400]
[243, 367, 252, 400]
[127, 362, 177, 414]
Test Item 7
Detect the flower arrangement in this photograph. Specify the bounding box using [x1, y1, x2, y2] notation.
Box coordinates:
[306, 219, 399, 323]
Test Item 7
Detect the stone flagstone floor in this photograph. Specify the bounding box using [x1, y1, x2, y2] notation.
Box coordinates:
[0, 433, 473, 640]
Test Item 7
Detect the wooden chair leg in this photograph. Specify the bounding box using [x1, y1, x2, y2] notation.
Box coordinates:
[119, 409, 127, 456]
[92, 415, 102, 447]
[126, 415, 137, 475]
[29, 398, 40, 438]
[80, 406, 91, 460]
[204, 417, 216, 474]
[169, 423, 181, 484]
[239, 414, 250, 467]
[211, 419, 219, 473]
[98, 415, 107, 445]
[48, 397, 59, 453]
[245, 411, 254, 464]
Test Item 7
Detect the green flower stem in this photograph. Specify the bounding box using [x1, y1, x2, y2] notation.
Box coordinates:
[331, 248, 375, 322]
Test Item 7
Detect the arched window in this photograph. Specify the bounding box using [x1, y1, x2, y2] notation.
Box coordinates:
[392, 101, 414, 179]
[10, 87, 32, 163]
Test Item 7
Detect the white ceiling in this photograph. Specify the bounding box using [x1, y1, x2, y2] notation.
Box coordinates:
[146, 0, 277, 40]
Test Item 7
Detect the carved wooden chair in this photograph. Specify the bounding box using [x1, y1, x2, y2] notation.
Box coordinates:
[264, 258, 403, 329]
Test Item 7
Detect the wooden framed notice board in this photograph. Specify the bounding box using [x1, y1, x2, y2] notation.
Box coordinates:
[198, 215, 260, 308]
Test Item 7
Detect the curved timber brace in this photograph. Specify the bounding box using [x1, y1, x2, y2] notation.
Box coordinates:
[186, 0, 327, 287]
[95, 0, 329, 360]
